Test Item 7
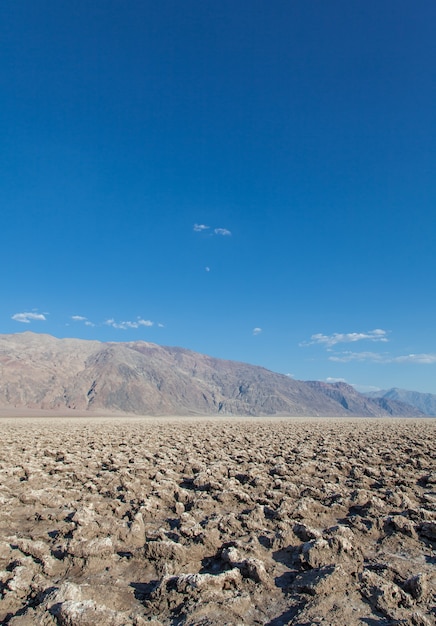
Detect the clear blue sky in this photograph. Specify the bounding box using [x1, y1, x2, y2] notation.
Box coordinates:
[1, 1, 435, 393]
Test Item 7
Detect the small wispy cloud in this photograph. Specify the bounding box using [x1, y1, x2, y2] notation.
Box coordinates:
[193, 224, 231, 236]
[205, 266, 210, 272]
[393, 353, 436, 364]
[105, 317, 154, 330]
[12, 312, 47, 324]
[328, 351, 436, 364]
[253, 327, 262, 336]
[300, 329, 388, 349]
[326, 378, 382, 392]
[328, 351, 391, 363]
[71, 315, 95, 327]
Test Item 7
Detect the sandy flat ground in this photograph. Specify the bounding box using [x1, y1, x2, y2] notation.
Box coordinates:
[0, 416, 435, 625]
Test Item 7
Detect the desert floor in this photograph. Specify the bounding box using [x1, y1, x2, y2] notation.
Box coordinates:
[0, 416, 435, 625]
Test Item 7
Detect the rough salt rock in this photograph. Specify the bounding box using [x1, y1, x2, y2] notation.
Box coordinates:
[270, 463, 287, 477]
[192, 472, 213, 490]
[179, 515, 204, 539]
[360, 569, 412, 619]
[156, 567, 242, 596]
[426, 472, 436, 485]
[291, 496, 328, 520]
[221, 546, 271, 586]
[299, 538, 331, 569]
[4, 560, 36, 595]
[7, 608, 40, 626]
[404, 573, 430, 601]
[293, 523, 322, 541]
[241, 557, 271, 586]
[384, 489, 403, 507]
[71, 506, 96, 527]
[324, 524, 355, 541]
[50, 599, 129, 626]
[14, 537, 56, 574]
[387, 515, 418, 538]
[181, 596, 253, 626]
[127, 511, 145, 548]
[419, 521, 436, 540]
[46, 581, 83, 605]
[221, 545, 241, 565]
[174, 501, 185, 515]
[144, 539, 189, 565]
[67, 536, 113, 559]
[0, 540, 14, 563]
[299, 531, 362, 572]
[407, 611, 433, 626]
[293, 564, 349, 596]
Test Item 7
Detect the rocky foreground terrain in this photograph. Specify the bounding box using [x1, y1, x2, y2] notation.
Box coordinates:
[0, 416, 435, 625]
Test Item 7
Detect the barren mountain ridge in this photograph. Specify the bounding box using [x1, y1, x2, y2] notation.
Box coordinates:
[0, 332, 424, 416]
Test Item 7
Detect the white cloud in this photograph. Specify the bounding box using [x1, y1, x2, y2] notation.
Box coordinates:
[325, 378, 382, 392]
[326, 378, 382, 392]
[393, 353, 436, 364]
[105, 317, 154, 330]
[137, 319, 153, 327]
[328, 351, 436, 364]
[194, 223, 231, 236]
[253, 327, 262, 336]
[71, 315, 95, 327]
[12, 312, 47, 324]
[328, 351, 389, 363]
[300, 329, 388, 349]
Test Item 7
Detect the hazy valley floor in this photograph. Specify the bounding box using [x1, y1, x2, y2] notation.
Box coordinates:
[0, 416, 435, 625]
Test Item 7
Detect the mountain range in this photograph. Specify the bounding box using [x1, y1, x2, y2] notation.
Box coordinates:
[365, 387, 436, 416]
[0, 332, 426, 417]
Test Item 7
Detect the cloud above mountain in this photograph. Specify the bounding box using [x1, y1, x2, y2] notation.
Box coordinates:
[105, 318, 154, 330]
[71, 315, 95, 327]
[11, 312, 47, 324]
[329, 351, 436, 364]
[301, 329, 388, 348]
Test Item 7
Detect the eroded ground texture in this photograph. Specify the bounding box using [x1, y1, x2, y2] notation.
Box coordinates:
[0, 417, 435, 626]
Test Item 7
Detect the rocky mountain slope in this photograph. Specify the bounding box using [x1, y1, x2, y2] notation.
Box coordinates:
[366, 387, 436, 416]
[0, 332, 424, 416]
[306, 381, 425, 417]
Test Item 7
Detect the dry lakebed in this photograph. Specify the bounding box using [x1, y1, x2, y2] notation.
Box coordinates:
[0, 416, 435, 625]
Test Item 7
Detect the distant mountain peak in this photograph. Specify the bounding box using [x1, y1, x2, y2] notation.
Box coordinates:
[365, 387, 436, 416]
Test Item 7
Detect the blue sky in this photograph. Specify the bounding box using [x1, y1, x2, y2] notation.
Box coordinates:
[1, 1, 435, 393]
